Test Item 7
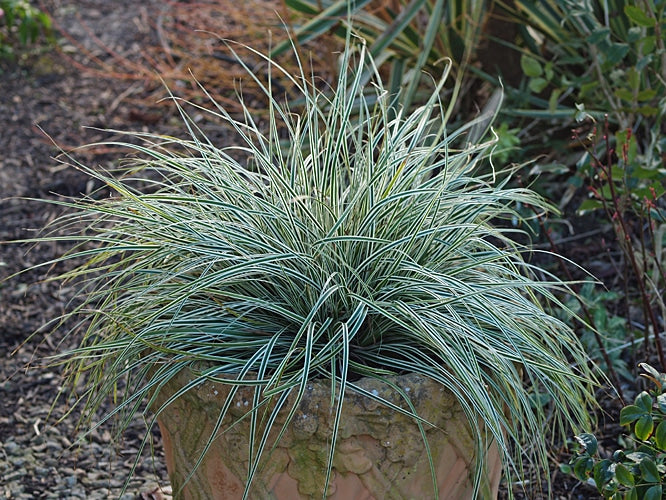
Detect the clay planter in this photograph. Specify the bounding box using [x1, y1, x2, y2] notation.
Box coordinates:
[154, 368, 503, 499]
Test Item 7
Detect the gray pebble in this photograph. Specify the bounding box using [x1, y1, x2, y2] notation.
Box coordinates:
[68, 487, 87, 498]
[45, 440, 62, 452]
[4, 441, 20, 455]
[4, 483, 24, 495]
[34, 466, 50, 477]
[4, 467, 28, 481]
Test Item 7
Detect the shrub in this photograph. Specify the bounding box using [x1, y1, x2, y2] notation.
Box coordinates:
[567, 363, 666, 500]
[492, 0, 666, 376]
[575, 119, 666, 367]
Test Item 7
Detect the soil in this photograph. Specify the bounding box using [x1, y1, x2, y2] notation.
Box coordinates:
[0, 1, 623, 499]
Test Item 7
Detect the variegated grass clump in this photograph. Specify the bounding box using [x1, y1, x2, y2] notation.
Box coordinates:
[40, 41, 596, 497]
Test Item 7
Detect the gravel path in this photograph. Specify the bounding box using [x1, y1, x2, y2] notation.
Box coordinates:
[1, 1, 175, 497]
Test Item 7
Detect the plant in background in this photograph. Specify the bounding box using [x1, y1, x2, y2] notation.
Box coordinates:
[476, 0, 666, 387]
[567, 363, 666, 500]
[558, 282, 634, 383]
[575, 119, 666, 369]
[493, 0, 665, 161]
[491, 121, 521, 165]
[0, 0, 52, 59]
[274, 0, 489, 113]
[24, 38, 599, 497]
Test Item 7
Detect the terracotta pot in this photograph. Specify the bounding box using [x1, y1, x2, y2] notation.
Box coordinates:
[154, 368, 503, 499]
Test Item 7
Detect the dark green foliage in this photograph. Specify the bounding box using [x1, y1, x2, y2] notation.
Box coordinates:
[566, 364, 666, 499]
[576, 126, 665, 216]
[558, 282, 633, 382]
[499, 0, 665, 156]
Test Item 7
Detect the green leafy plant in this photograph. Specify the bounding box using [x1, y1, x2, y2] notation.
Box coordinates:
[491, 121, 521, 165]
[558, 282, 634, 383]
[567, 363, 666, 500]
[480, 0, 666, 385]
[24, 39, 598, 497]
[493, 0, 665, 152]
[0, 0, 52, 58]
